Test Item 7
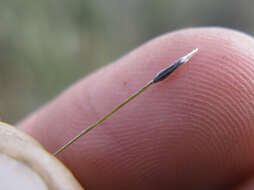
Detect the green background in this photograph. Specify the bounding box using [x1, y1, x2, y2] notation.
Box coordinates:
[0, 0, 253, 123]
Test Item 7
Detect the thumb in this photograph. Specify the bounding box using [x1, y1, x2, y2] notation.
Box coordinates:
[19, 27, 254, 190]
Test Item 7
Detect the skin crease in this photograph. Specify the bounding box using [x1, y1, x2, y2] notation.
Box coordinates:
[19, 27, 254, 190]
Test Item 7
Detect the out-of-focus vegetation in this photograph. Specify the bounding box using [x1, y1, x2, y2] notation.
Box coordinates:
[0, 0, 253, 123]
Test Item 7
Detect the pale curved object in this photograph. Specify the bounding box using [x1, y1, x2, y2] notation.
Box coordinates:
[0, 121, 84, 190]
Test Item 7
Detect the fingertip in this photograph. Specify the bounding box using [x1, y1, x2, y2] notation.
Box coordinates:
[19, 27, 254, 189]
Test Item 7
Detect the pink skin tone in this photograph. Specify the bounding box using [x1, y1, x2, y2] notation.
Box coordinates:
[19, 27, 254, 189]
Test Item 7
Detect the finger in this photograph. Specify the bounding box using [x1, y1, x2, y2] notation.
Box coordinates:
[19, 27, 254, 190]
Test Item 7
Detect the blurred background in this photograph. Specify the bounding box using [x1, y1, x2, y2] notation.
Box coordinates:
[0, 0, 254, 123]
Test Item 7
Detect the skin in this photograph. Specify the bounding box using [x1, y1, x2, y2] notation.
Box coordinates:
[19, 27, 254, 189]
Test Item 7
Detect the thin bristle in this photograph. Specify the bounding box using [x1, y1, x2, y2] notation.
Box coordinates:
[180, 48, 199, 64]
[54, 48, 199, 156]
[152, 48, 198, 83]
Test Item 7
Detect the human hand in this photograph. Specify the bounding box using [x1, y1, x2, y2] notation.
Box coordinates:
[19, 27, 254, 190]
